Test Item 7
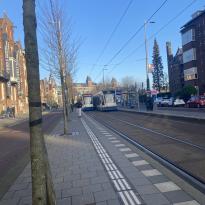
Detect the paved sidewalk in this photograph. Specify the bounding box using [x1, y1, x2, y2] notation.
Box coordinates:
[0, 112, 203, 204]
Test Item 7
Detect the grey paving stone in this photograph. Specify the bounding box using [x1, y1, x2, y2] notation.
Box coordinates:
[71, 193, 95, 205]
[101, 182, 113, 190]
[62, 187, 82, 198]
[129, 176, 151, 186]
[96, 201, 107, 205]
[57, 197, 71, 205]
[134, 164, 154, 171]
[54, 181, 72, 190]
[82, 184, 103, 194]
[107, 198, 121, 205]
[73, 178, 90, 187]
[91, 176, 109, 184]
[2, 191, 15, 200]
[18, 196, 32, 205]
[0, 198, 20, 205]
[148, 175, 170, 184]
[141, 193, 171, 205]
[135, 184, 160, 195]
[9, 182, 29, 191]
[94, 189, 117, 202]
[163, 190, 193, 203]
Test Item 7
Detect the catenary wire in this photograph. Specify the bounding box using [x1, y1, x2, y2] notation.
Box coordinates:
[94, 0, 168, 81]
[105, 0, 197, 76]
[89, 0, 134, 76]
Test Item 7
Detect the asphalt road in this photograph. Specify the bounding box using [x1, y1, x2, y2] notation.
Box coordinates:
[88, 111, 205, 183]
[0, 111, 62, 199]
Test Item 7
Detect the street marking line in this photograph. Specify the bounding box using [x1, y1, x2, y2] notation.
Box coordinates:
[81, 117, 141, 205]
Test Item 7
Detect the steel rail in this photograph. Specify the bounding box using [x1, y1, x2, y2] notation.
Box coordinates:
[87, 113, 205, 194]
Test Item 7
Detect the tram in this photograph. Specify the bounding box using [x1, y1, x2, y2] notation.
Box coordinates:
[82, 94, 94, 111]
[93, 89, 118, 111]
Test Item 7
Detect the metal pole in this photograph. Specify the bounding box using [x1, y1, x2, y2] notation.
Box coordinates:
[144, 21, 150, 91]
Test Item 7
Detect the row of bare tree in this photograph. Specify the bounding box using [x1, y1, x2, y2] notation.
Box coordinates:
[23, 0, 78, 204]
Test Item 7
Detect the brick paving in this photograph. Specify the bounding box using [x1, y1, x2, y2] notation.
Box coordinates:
[0, 112, 203, 205]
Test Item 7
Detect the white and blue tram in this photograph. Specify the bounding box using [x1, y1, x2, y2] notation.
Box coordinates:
[93, 90, 118, 111]
[82, 94, 94, 111]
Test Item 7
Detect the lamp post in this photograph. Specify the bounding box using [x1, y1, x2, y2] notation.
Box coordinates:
[103, 65, 108, 87]
[144, 21, 155, 91]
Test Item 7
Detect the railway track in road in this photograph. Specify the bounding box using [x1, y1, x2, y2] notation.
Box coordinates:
[87, 111, 205, 194]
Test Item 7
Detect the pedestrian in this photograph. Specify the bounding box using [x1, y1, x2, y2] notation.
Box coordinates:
[6, 107, 10, 118]
[11, 106, 15, 118]
[75, 99, 82, 117]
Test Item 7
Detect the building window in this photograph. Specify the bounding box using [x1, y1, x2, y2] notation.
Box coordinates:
[182, 29, 195, 46]
[184, 67, 198, 81]
[183, 48, 196, 63]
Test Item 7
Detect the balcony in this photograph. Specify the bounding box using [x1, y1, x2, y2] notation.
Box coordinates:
[0, 70, 10, 82]
[10, 76, 18, 84]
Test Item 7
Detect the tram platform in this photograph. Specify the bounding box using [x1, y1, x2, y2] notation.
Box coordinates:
[0, 112, 204, 205]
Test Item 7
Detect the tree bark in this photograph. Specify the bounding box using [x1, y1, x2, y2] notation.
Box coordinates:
[23, 0, 56, 204]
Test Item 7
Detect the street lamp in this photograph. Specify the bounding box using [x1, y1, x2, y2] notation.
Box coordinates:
[144, 21, 155, 91]
[103, 65, 108, 87]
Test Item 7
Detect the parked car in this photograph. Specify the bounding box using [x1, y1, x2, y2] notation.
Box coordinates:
[160, 97, 173, 107]
[186, 96, 205, 108]
[154, 97, 163, 106]
[173, 98, 185, 107]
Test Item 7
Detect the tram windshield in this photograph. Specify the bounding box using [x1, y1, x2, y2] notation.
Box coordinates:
[84, 96, 92, 105]
[105, 93, 115, 103]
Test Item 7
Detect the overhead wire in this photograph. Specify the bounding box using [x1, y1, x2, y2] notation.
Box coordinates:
[94, 0, 168, 81]
[89, 0, 134, 75]
[106, 0, 197, 75]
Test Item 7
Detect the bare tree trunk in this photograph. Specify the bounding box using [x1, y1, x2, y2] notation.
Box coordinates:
[23, 1, 56, 204]
[60, 75, 68, 134]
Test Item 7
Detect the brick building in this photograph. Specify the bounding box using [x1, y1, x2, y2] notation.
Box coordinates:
[166, 42, 184, 94]
[73, 76, 97, 99]
[181, 10, 205, 95]
[40, 75, 59, 107]
[0, 14, 28, 115]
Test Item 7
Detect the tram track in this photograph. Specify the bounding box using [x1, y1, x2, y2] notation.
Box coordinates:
[86, 111, 205, 194]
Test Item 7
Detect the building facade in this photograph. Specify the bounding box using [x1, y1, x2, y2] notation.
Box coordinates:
[73, 76, 97, 100]
[166, 42, 184, 94]
[0, 14, 28, 115]
[40, 75, 60, 107]
[181, 10, 205, 95]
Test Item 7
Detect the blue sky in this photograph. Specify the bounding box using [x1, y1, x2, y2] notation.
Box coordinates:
[0, 0, 204, 85]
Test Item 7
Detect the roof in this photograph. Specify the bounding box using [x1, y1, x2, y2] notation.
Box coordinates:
[181, 10, 205, 31]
